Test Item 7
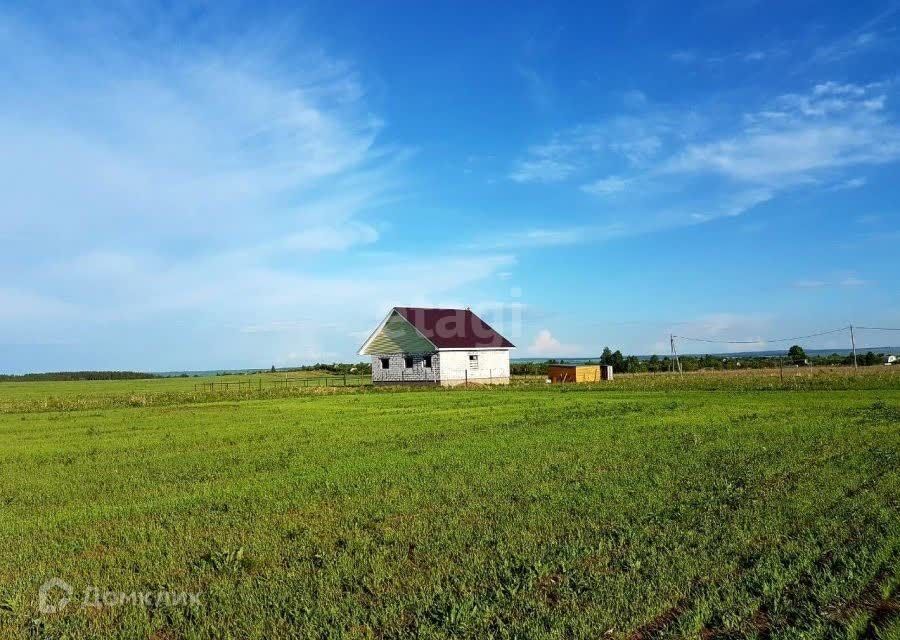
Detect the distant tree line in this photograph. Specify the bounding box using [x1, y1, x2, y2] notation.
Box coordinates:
[267, 362, 373, 375]
[0, 371, 161, 382]
[511, 344, 893, 376]
[212, 362, 373, 376]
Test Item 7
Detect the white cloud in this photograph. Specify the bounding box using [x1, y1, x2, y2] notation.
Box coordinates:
[517, 65, 554, 111]
[468, 228, 587, 250]
[670, 51, 696, 63]
[279, 223, 379, 252]
[506, 80, 900, 249]
[0, 288, 78, 321]
[665, 83, 900, 185]
[581, 175, 630, 196]
[528, 329, 581, 357]
[793, 280, 828, 289]
[509, 140, 577, 183]
[669, 45, 787, 67]
[828, 177, 868, 191]
[509, 113, 680, 184]
[811, 29, 886, 63]
[839, 275, 868, 287]
[792, 274, 871, 289]
[0, 6, 397, 258]
[0, 7, 520, 368]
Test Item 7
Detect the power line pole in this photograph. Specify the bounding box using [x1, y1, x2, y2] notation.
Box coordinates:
[850, 324, 858, 369]
[670, 334, 683, 376]
[669, 334, 674, 373]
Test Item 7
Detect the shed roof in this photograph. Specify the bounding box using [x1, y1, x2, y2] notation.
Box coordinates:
[547, 363, 597, 368]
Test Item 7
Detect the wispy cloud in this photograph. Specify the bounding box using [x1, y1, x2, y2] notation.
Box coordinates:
[792, 279, 828, 289]
[812, 30, 888, 63]
[581, 175, 630, 195]
[792, 273, 871, 289]
[507, 79, 899, 248]
[827, 177, 868, 191]
[509, 140, 577, 183]
[517, 65, 554, 111]
[467, 228, 587, 250]
[0, 5, 516, 368]
[510, 112, 682, 184]
[669, 50, 697, 63]
[665, 82, 900, 186]
[668, 45, 788, 66]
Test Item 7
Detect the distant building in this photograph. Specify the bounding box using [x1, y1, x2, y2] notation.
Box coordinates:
[885, 354, 897, 365]
[358, 307, 514, 385]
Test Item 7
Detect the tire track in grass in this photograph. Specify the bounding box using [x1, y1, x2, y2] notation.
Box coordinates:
[626, 446, 856, 639]
[626, 443, 896, 639]
[825, 563, 900, 640]
[711, 472, 896, 637]
[696, 444, 899, 638]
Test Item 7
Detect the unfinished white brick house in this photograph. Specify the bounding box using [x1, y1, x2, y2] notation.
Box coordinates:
[358, 307, 515, 386]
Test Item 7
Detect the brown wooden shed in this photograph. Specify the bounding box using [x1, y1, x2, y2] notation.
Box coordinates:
[547, 364, 601, 383]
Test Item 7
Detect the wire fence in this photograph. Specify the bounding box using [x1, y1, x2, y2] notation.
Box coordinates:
[193, 375, 372, 393]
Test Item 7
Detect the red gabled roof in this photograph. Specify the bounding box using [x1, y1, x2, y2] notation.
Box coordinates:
[395, 307, 515, 349]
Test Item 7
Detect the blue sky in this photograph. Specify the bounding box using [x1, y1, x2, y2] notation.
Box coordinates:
[2, 1, 899, 372]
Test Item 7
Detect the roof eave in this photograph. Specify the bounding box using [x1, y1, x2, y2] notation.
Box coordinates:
[435, 345, 515, 351]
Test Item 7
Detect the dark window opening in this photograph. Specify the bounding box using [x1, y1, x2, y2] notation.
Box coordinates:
[469, 354, 479, 369]
[424, 355, 433, 368]
[404, 356, 414, 368]
[380, 358, 390, 369]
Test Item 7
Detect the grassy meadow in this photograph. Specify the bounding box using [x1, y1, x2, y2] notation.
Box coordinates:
[0, 370, 898, 638]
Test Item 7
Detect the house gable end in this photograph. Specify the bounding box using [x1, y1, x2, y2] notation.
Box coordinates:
[359, 310, 436, 355]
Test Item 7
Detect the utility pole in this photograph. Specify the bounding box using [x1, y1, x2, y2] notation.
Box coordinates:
[670, 334, 683, 376]
[850, 324, 858, 369]
[670, 334, 674, 373]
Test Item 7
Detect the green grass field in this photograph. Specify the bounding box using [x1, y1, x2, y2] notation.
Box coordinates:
[0, 373, 898, 638]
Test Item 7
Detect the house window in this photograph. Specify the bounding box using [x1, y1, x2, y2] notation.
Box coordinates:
[380, 358, 390, 370]
[404, 356, 414, 368]
[469, 354, 479, 369]
[424, 355, 433, 368]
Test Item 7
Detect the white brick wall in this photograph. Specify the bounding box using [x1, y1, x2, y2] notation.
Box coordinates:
[370, 349, 510, 385]
[371, 353, 439, 384]
[436, 350, 510, 385]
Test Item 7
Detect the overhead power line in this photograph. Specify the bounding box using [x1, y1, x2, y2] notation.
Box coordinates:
[673, 326, 850, 345]
[855, 326, 900, 331]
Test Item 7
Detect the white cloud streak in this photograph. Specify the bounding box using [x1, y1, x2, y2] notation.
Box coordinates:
[0, 6, 513, 368]
[506, 80, 900, 247]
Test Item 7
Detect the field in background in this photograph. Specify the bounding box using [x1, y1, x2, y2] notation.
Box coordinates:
[513, 364, 900, 389]
[2, 366, 898, 414]
[0, 373, 898, 638]
[0, 369, 354, 406]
